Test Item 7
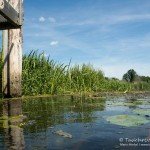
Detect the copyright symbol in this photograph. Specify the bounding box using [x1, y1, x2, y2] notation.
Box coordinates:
[119, 138, 123, 142]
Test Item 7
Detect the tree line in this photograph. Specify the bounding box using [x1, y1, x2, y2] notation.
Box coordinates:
[123, 69, 150, 83]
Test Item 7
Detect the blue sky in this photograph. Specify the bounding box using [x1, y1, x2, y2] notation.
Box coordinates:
[3, 0, 150, 79]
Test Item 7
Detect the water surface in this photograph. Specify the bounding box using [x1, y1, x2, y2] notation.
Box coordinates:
[0, 96, 150, 150]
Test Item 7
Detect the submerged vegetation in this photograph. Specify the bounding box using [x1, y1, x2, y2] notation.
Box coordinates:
[106, 115, 149, 127]
[133, 109, 150, 116]
[106, 98, 150, 127]
[0, 50, 150, 96]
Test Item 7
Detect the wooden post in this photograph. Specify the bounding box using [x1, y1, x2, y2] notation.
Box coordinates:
[2, 30, 9, 96]
[2, 0, 23, 97]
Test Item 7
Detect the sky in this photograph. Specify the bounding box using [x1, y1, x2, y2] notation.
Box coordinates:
[2, 0, 150, 79]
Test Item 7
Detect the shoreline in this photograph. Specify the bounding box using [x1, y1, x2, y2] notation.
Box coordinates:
[1, 91, 149, 101]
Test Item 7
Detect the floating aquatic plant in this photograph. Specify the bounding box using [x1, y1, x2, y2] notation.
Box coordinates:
[107, 101, 142, 107]
[133, 109, 150, 116]
[0, 120, 8, 128]
[106, 115, 149, 127]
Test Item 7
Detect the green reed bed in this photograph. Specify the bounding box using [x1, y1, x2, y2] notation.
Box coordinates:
[0, 50, 149, 96]
[22, 51, 150, 96]
[22, 51, 105, 95]
[65, 64, 104, 93]
[22, 51, 68, 95]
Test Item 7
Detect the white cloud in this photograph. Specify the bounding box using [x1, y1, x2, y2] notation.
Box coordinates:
[55, 13, 150, 27]
[38, 16, 56, 23]
[50, 41, 59, 46]
[39, 16, 45, 22]
[103, 14, 150, 25]
[48, 17, 56, 23]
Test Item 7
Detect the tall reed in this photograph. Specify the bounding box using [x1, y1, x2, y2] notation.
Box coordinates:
[17, 50, 150, 96]
[65, 64, 104, 93]
[22, 51, 68, 95]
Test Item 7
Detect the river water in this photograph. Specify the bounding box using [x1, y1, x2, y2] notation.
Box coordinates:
[0, 96, 150, 150]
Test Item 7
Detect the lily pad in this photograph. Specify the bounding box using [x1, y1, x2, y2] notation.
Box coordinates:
[133, 109, 150, 116]
[136, 100, 150, 105]
[106, 115, 149, 127]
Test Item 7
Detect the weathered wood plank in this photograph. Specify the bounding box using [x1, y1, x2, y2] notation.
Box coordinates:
[2, 0, 23, 97]
[0, 22, 19, 30]
[8, 28, 22, 97]
[0, 0, 22, 27]
[2, 30, 9, 96]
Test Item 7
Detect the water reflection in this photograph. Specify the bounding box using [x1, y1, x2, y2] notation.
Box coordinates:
[0, 96, 149, 149]
[0, 99, 25, 150]
[23, 96, 106, 133]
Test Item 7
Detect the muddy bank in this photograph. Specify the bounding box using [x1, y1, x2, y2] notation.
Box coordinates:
[89, 91, 150, 99]
[2, 91, 150, 101]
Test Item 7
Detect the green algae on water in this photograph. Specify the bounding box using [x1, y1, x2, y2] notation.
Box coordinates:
[107, 101, 138, 107]
[107, 100, 150, 107]
[133, 109, 150, 116]
[0, 120, 8, 129]
[106, 115, 149, 127]
[0, 116, 9, 120]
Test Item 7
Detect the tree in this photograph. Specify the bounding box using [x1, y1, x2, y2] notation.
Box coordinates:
[123, 69, 139, 83]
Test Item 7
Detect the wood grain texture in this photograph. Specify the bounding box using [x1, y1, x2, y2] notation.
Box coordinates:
[0, 0, 21, 27]
[3, 0, 23, 97]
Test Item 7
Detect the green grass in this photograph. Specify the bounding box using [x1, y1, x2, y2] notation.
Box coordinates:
[0, 51, 2, 97]
[22, 51, 105, 95]
[22, 51, 150, 96]
[22, 51, 68, 95]
[0, 50, 150, 96]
